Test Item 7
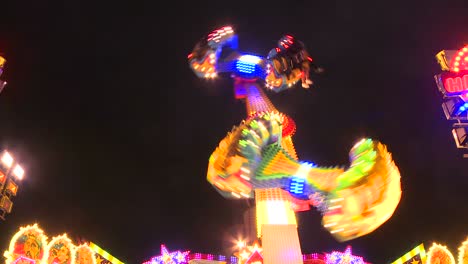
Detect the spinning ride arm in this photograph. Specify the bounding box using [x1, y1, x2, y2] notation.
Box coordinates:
[265, 35, 319, 91]
[190, 26, 402, 242]
[188, 26, 238, 79]
[207, 81, 401, 241]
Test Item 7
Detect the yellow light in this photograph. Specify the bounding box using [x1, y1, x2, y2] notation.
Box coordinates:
[330, 228, 344, 234]
[240, 250, 250, 260]
[324, 222, 337, 228]
[391, 243, 426, 264]
[236, 240, 246, 249]
[458, 237, 468, 264]
[89, 242, 124, 264]
[266, 201, 290, 224]
[45, 234, 77, 264]
[248, 243, 263, 254]
[427, 243, 455, 264]
[4, 223, 48, 264]
[1, 151, 14, 168]
[240, 192, 250, 198]
[75, 244, 98, 264]
[255, 189, 297, 237]
[295, 163, 312, 179]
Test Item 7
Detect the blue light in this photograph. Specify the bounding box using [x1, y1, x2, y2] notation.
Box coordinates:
[236, 61, 256, 73]
[456, 102, 468, 115]
[289, 177, 306, 195]
[235, 55, 262, 74]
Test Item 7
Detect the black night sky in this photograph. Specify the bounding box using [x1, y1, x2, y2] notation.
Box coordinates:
[0, 0, 467, 263]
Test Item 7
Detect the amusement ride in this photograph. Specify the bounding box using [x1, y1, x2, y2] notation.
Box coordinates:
[188, 25, 402, 264]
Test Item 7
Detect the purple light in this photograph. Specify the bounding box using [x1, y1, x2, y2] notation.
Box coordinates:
[13, 256, 36, 264]
[145, 245, 189, 264]
[325, 246, 366, 264]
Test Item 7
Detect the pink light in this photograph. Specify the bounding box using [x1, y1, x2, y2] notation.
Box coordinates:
[13, 256, 36, 264]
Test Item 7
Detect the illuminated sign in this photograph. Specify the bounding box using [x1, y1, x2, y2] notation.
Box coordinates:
[440, 71, 468, 95]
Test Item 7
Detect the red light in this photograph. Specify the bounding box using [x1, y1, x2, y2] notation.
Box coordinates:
[441, 71, 468, 94]
[187, 53, 193, 59]
[450, 45, 468, 72]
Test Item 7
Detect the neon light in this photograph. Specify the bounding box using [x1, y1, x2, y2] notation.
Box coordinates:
[236, 61, 256, 74]
[45, 234, 76, 264]
[235, 55, 262, 74]
[89, 242, 124, 264]
[455, 102, 468, 115]
[426, 243, 456, 264]
[4, 223, 48, 264]
[390, 243, 426, 264]
[144, 245, 189, 264]
[75, 244, 97, 264]
[325, 246, 365, 264]
[12, 256, 35, 264]
[238, 55, 262, 64]
[450, 44, 468, 72]
[289, 177, 305, 194]
[443, 73, 468, 94]
[458, 237, 468, 264]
